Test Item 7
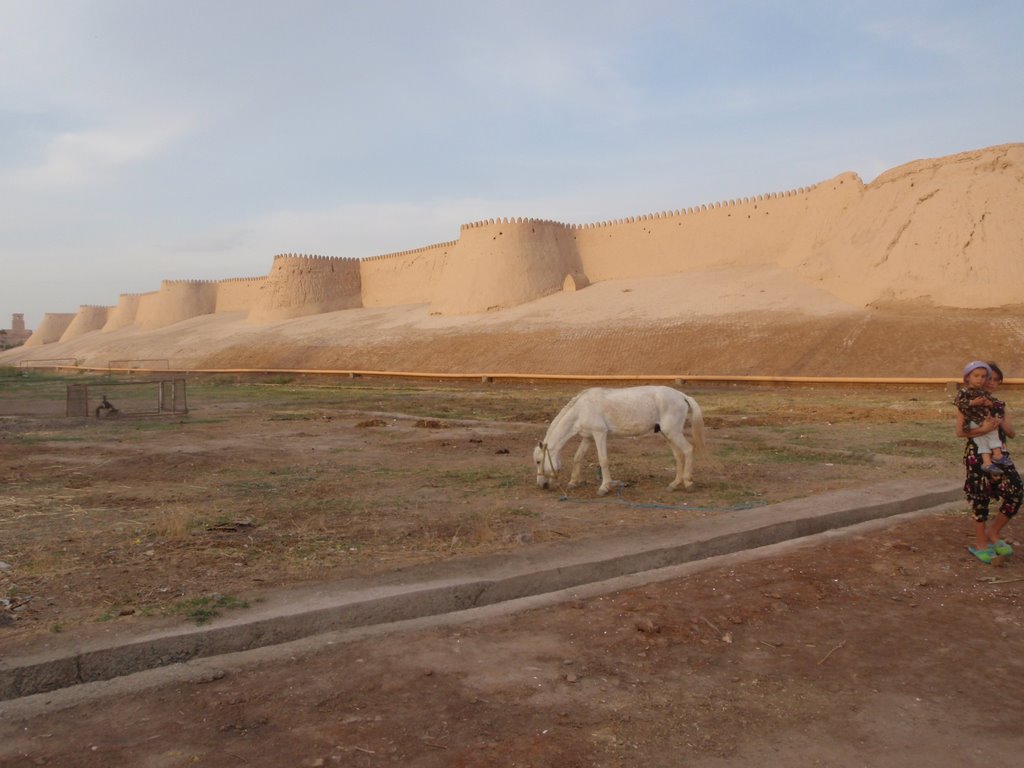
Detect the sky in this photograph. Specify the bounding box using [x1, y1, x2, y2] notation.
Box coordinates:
[2, 1, 1022, 329]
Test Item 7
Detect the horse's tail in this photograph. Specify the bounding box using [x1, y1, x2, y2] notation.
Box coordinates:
[684, 394, 708, 458]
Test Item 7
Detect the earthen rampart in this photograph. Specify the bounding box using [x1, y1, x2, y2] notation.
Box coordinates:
[787, 145, 1024, 307]
[248, 254, 362, 323]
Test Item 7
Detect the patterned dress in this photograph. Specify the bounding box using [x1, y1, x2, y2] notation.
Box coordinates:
[963, 428, 1022, 522]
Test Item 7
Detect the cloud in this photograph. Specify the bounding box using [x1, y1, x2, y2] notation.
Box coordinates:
[865, 15, 972, 56]
[7, 115, 195, 189]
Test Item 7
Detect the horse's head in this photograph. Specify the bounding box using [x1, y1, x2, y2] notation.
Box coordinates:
[533, 441, 560, 489]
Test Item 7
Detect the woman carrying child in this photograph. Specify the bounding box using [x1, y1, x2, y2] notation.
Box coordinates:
[956, 361, 1021, 564]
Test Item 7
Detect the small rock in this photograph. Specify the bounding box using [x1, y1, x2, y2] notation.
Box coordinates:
[191, 669, 226, 684]
[634, 617, 660, 634]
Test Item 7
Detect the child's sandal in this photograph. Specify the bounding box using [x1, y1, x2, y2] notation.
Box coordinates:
[968, 546, 997, 564]
[992, 540, 1014, 557]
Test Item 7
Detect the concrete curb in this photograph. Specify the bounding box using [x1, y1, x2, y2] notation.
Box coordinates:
[0, 479, 963, 702]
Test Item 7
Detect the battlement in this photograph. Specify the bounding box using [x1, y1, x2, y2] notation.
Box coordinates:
[362, 239, 459, 262]
[218, 275, 268, 284]
[460, 217, 566, 230]
[270, 253, 359, 265]
[454, 181, 824, 235]
[160, 278, 223, 286]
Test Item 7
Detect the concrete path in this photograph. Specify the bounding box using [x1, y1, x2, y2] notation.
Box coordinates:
[0, 478, 963, 705]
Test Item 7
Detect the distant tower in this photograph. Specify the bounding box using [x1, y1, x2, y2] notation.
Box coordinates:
[12, 313, 24, 332]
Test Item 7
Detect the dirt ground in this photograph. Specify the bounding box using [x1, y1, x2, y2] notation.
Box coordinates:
[1, 376, 1021, 766]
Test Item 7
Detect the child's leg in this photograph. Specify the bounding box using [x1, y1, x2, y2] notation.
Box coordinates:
[975, 518, 992, 549]
[986, 512, 1012, 545]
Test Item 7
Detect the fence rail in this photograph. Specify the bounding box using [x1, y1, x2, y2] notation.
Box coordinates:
[107, 359, 171, 370]
[17, 358, 79, 368]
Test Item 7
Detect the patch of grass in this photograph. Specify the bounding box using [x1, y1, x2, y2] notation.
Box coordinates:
[170, 593, 250, 625]
[506, 507, 541, 518]
[12, 433, 88, 443]
[151, 505, 201, 539]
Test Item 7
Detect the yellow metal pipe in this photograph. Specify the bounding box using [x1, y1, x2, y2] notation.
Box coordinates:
[21, 363, 1020, 387]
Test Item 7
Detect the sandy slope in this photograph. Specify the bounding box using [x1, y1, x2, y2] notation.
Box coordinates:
[4, 267, 1023, 378]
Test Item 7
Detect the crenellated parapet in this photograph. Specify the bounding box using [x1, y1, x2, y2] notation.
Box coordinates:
[362, 240, 459, 263]
[460, 216, 565, 230]
[219, 273, 267, 283]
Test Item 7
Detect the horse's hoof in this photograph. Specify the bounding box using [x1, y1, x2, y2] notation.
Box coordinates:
[567, 482, 579, 489]
[597, 486, 610, 496]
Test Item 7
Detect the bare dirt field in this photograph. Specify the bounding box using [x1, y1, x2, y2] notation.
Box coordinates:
[1, 373, 1021, 766]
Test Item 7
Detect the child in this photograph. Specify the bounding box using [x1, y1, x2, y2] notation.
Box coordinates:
[954, 361, 1009, 475]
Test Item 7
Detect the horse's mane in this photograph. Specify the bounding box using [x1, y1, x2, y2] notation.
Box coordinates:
[544, 389, 588, 443]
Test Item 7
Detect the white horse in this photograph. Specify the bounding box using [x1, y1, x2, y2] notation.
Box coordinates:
[533, 386, 706, 496]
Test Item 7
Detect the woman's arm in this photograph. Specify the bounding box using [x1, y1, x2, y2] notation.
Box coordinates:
[956, 411, 1002, 438]
[1001, 407, 1015, 440]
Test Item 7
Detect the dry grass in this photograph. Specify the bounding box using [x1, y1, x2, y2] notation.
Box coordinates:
[0, 374, 965, 645]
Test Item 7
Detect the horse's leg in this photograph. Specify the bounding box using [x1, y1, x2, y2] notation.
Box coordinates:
[593, 432, 614, 495]
[568, 436, 592, 488]
[663, 430, 695, 490]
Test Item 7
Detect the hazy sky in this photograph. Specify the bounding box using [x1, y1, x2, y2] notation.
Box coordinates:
[2, 0, 1022, 328]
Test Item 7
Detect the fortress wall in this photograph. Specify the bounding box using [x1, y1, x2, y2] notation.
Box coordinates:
[102, 293, 144, 331]
[248, 254, 362, 323]
[59, 305, 111, 342]
[571, 181, 853, 283]
[132, 292, 162, 329]
[429, 218, 579, 314]
[793, 145, 1024, 308]
[360, 241, 456, 307]
[215, 276, 268, 313]
[23, 313, 77, 347]
[138, 280, 218, 331]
